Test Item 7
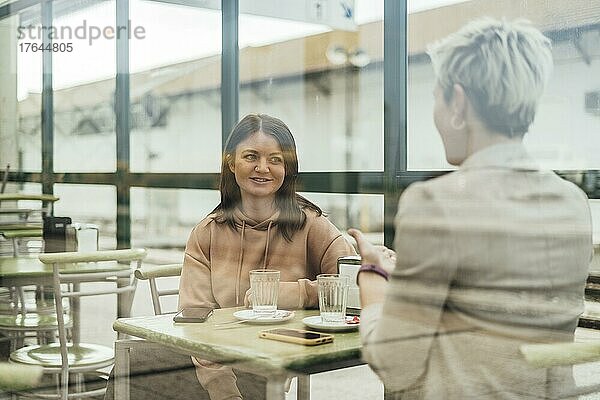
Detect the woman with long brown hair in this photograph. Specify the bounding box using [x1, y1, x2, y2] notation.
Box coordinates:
[179, 113, 355, 400]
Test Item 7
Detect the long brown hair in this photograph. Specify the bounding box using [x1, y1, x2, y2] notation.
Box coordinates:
[212, 114, 322, 241]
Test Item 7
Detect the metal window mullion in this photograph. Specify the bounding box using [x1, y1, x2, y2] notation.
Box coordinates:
[221, 0, 239, 148]
[383, 0, 407, 247]
[41, 0, 53, 195]
[115, 0, 131, 249]
[8, 171, 388, 193]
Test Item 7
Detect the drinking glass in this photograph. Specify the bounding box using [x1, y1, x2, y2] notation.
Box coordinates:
[317, 274, 348, 323]
[249, 269, 280, 316]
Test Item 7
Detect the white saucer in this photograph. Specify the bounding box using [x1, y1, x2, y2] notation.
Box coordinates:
[302, 315, 360, 332]
[233, 309, 295, 324]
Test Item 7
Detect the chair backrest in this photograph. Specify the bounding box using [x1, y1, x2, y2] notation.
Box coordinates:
[520, 339, 600, 397]
[0, 363, 43, 391]
[38, 248, 146, 397]
[0, 193, 60, 217]
[134, 263, 182, 315]
[0, 193, 58, 256]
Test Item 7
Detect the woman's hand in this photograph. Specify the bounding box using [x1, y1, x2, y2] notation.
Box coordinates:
[347, 228, 396, 274]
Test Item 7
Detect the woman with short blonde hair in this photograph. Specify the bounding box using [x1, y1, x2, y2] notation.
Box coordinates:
[350, 18, 592, 400]
[428, 18, 553, 139]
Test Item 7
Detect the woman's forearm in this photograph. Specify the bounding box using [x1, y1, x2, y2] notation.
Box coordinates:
[358, 272, 388, 308]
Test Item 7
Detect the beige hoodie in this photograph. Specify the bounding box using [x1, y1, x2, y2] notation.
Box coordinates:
[178, 207, 356, 399]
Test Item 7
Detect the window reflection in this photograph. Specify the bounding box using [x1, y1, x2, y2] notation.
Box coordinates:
[129, 0, 222, 173]
[130, 187, 220, 252]
[239, 0, 384, 172]
[299, 191, 383, 242]
[407, 0, 600, 171]
[51, 0, 117, 172]
[12, 4, 42, 172]
[53, 183, 116, 249]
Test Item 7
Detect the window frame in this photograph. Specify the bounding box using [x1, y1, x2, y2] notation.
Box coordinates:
[4, 0, 597, 250]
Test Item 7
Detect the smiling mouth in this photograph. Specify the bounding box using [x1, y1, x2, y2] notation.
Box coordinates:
[250, 177, 273, 183]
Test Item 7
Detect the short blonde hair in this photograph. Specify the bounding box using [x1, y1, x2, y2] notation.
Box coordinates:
[427, 18, 553, 137]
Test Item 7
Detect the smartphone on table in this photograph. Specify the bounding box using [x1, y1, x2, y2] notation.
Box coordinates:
[259, 328, 334, 346]
[173, 307, 214, 323]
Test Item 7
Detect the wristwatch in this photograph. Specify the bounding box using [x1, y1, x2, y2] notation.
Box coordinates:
[357, 264, 390, 286]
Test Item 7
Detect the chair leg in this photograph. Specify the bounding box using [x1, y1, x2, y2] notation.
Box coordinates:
[297, 375, 311, 400]
[11, 333, 24, 353]
[60, 370, 69, 400]
[74, 372, 85, 399]
[54, 374, 60, 397]
[11, 238, 18, 257]
[16, 288, 26, 316]
[34, 330, 46, 346]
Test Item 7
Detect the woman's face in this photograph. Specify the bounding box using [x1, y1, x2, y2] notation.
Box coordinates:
[433, 84, 468, 166]
[229, 131, 286, 203]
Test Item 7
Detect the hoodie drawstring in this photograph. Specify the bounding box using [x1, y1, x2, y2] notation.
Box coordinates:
[235, 220, 246, 305]
[235, 218, 275, 305]
[263, 221, 273, 270]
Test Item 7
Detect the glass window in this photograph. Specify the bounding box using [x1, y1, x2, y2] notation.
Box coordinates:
[299, 191, 383, 243]
[53, 183, 116, 249]
[52, 0, 117, 172]
[129, 188, 382, 251]
[0, 182, 43, 254]
[9, 4, 42, 172]
[129, 0, 222, 173]
[526, 34, 600, 169]
[590, 199, 600, 245]
[239, 0, 383, 172]
[407, 0, 600, 171]
[1, 182, 42, 210]
[130, 188, 220, 250]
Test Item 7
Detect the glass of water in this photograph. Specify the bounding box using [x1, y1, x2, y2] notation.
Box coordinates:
[317, 274, 348, 323]
[249, 269, 280, 316]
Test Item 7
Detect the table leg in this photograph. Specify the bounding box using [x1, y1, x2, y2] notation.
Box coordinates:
[116, 277, 134, 337]
[117, 277, 133, 319]
[266, 375, 287, 400]
[11, 238, 18, 257]
[72, 282, 80, 345]
[297, 374, 311, 400]
[114, 340, 131, 400]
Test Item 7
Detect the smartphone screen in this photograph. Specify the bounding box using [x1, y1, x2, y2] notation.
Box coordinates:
[173, 307, 213, 322]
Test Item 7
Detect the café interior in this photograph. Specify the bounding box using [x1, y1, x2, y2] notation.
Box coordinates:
[1, 0, 600, 399]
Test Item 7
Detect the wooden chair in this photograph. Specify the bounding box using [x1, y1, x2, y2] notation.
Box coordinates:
[134, 263, 182, 315]
[9, 248, 146, 400]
